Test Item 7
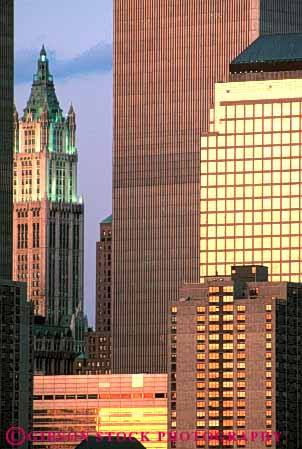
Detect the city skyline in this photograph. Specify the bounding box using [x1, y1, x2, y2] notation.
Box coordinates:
[15, 0, 113, 325]
[112, 0, 302, 374]
[1, 2, 302, 448]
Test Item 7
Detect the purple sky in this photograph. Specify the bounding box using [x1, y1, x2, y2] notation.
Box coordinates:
[15, 0, 113, 326]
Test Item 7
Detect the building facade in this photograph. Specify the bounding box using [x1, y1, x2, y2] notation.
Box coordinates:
[13, 47, 85, 372]
[0, 3, 34, 446]
[113, 0, 302, 374]
[33, 374, 167, 449]
[74, 329, 108, 375]
[168, 266, 302, 449]
[0, 0, 14, 279]
[0, 280, 33, 449]
[95, 215, 112, 369]
[200, 35, 302, 282]
[74, 215, 112, 375]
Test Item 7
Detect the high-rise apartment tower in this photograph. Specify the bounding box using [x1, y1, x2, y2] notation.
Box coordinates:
[113, 0, 302, 373]
[168, 266, 302, 448]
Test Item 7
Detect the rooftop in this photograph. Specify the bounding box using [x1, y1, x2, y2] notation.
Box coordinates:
[230, 33, 302, 73]
[23, 45, 62, 120]
[102, 214, 112, 224]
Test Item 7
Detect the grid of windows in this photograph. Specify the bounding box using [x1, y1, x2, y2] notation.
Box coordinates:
[170, 306, 177, 431]
[200, 80, 302, 283]
[34, 374, 167, 449]
[265, 304, 273, 447]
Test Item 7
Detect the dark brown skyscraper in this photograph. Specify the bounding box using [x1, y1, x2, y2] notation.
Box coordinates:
[0, 0, 13, 279]
[113, 0, 302, 373]
[0, 4, 34, 446]
[95, 215, 112, 372]
[74, 215, 112, 375]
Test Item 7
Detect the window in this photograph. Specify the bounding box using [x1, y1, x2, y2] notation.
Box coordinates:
[223, 420, 233, 427]
[197, 306, 205, 313]
[237, 305, 246, 312]
[223, 286, 233, 292]
[223, 296, 234, 303]
[197, 401, 205, 409]
[196, 363, 205, 371]
[223, 305, 233, 312]
[196, 344, 205, 352]
[197, 334, 205, 341]
[223, 362, 233, 369]
[209, 334, 219, 341]
[223, 343, 233, 350]
[209, 420, 219, 427]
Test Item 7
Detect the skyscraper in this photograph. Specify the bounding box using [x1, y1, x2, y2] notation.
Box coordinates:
[168, 266, 302, 449]
[74, 215, 112, 375]
[113, 1, 302, 373]
[0, 0, 14, 279]
[13, 48, 85, 372]
[95, 215, 112, 368]
[0, 281, 33, 449]
[0, 3, 33, 445]
[200, 34, 302, 282]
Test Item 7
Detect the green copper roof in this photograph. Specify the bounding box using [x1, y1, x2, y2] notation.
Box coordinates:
[232, 33, 302, 65]
[23, 46, 62, 120]
[102, 214, 112, 224]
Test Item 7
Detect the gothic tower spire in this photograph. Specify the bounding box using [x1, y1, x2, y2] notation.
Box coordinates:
[23, 46, 62, 120]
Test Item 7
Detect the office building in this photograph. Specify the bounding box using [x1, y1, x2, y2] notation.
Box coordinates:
[168, 266, 302, 449]
[95, 215, 112, 369]
[200, 34, 302, 282]
[33, 374, 167, 449]
[113, 0, 302, 374]
[12, 47, 85, 372]
[0, 0, 14, 279]
[0, 280, 33, 449]
[34, 316, 76, 375]
[0, 3, 34, 447]
[74, 329, 106, 375]
[75, 215, 112, 375]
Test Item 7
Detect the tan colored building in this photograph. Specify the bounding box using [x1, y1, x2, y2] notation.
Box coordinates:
[12, 48, 85, 373]
[168, 266, 302, 449]
[33, 374, 167, 449]
[200, 34, 302, 283]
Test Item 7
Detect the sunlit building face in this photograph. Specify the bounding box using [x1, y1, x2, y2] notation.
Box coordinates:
[200, 79, 302, 282]
[33, 374, 168, 449]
